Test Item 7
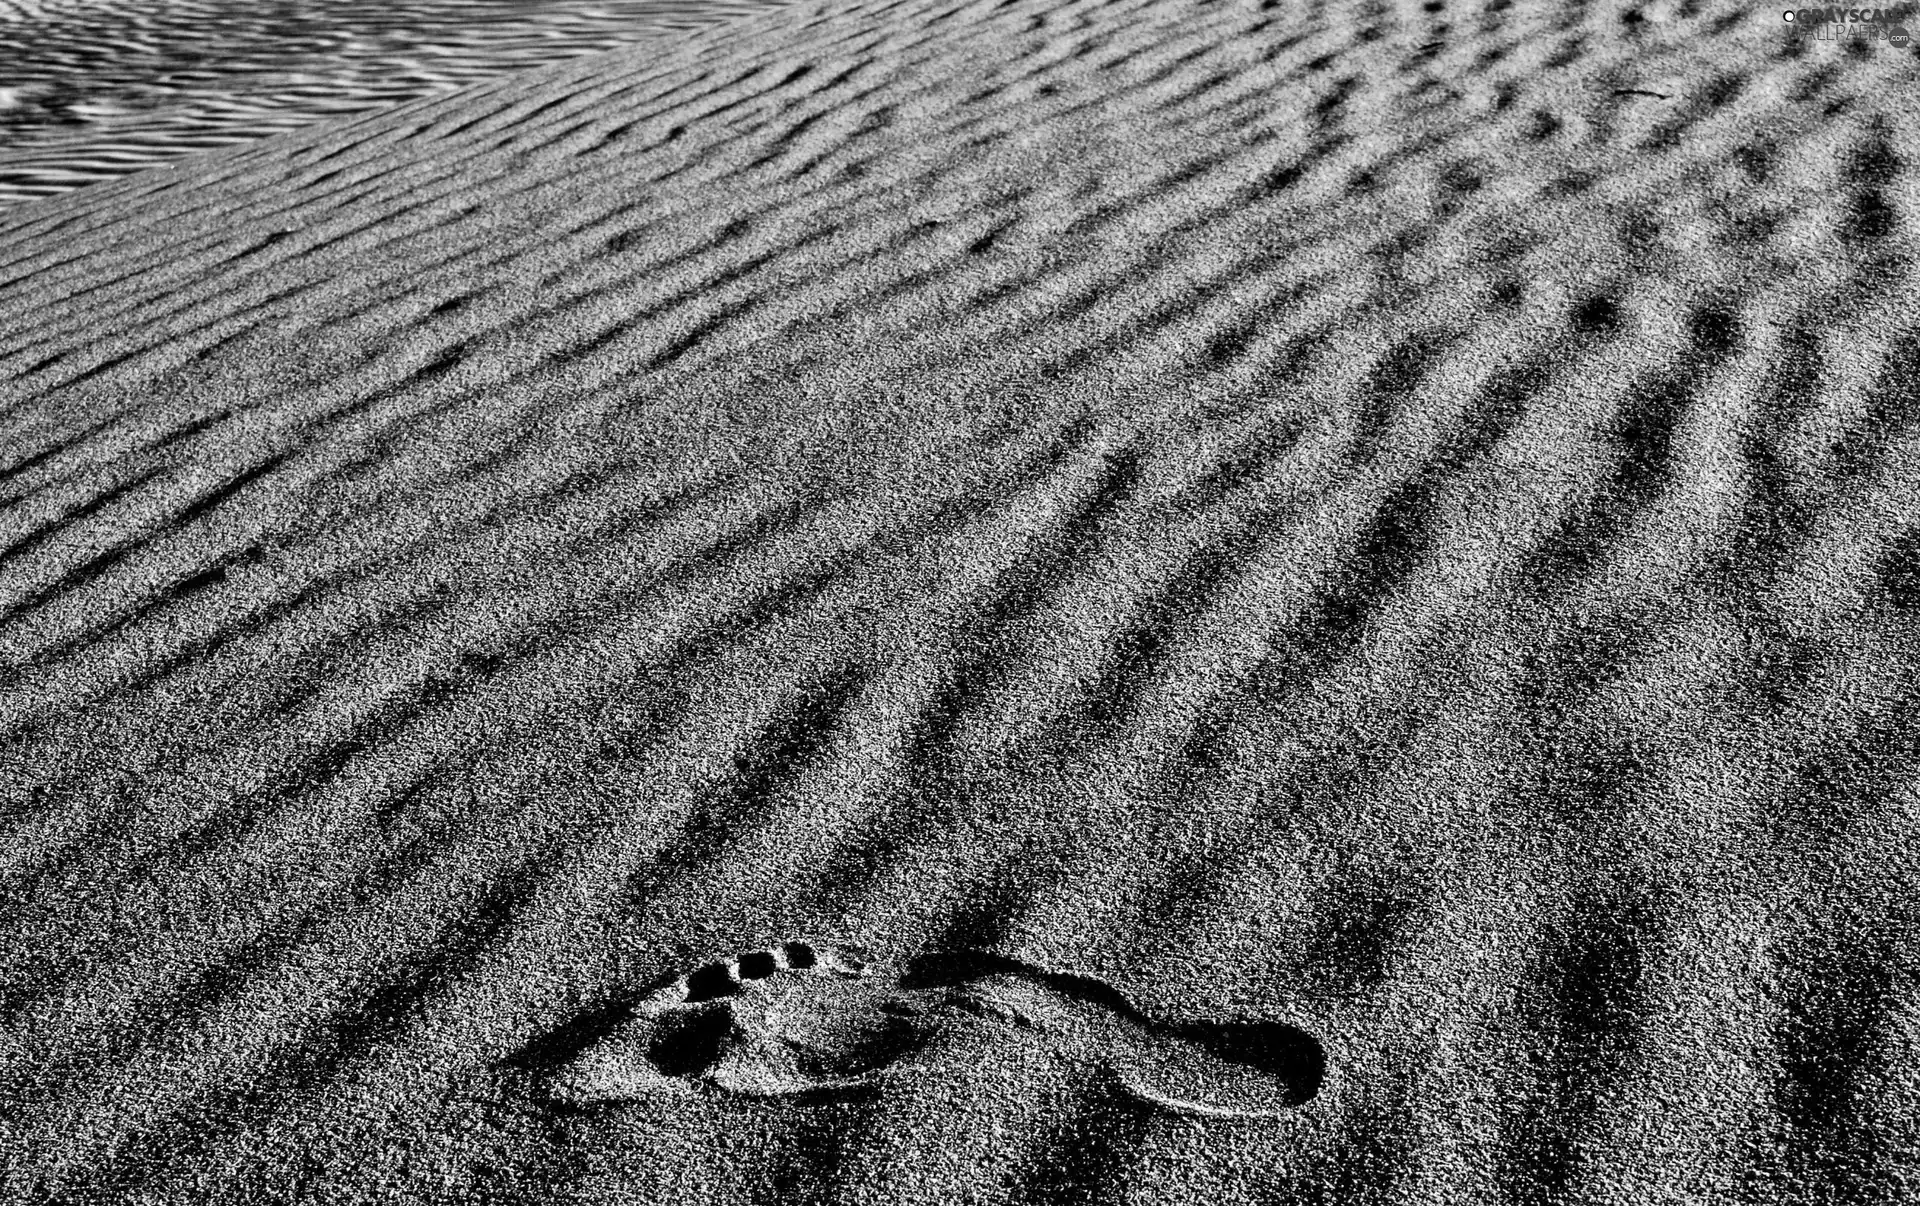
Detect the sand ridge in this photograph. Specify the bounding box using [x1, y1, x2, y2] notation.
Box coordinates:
[3, 0, 1920, 1201]
[0, 0, 787, 209]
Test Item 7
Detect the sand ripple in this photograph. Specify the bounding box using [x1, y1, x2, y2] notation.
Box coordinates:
[0, 0, 784, 209]
[1, 0, 1918, 1201]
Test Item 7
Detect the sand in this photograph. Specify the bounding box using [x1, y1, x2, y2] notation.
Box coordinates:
[2, 0, 1920, 1201]
[0, 0, 783, 209]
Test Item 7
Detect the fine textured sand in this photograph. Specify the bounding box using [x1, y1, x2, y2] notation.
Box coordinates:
[4, 0, 1920, 1202]
[0, 0, 782, 208]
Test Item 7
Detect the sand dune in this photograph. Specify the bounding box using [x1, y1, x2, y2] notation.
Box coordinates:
[3, 0, 1920, 1201]
[0, 0, 782, 209]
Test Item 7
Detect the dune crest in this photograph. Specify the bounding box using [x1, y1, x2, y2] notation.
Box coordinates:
[0, 0, 785, 209]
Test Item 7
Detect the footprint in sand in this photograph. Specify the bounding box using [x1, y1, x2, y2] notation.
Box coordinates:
[537, 941, 1325, 1119]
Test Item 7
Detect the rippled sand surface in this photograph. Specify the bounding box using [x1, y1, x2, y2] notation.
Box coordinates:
[0, 0, 783, 208]
[3, 0, 1920, 1202]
